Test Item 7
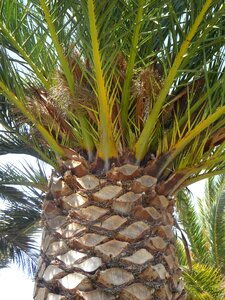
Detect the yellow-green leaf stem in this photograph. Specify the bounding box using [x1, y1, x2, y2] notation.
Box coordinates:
[170, 152, 225, 193]
[120, 0, 145, 134]
[135, 0, 213, 162]
[181, 169, 225, 190]
[87, 0, 117, 162]
[78, 115, 95, 161]
[0, 82, 65, 157]
[158, 106, 225, 177]
[0, 22, 50, 89]
[40, 0, 75, 96]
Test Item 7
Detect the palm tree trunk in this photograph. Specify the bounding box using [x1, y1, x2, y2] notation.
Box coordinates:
[33, 159, 187, 300]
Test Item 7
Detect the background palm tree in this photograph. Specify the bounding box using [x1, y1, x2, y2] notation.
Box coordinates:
[176, 176, 225, 299]
[1, 0, 225, 299]
[0, 158, 48, 275]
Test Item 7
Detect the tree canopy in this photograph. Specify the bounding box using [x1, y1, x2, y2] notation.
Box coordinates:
[0, 1, 225, 194]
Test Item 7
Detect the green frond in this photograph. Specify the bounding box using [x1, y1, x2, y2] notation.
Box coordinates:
[0, 204, 40, 276]
[0, 48, 65, 159]
[120, 0, 145, 135]
[176, 239, 188, 267]
[135, 0, 214, 161]
[0, 156, 46, 274]
[87, 0, 117, 163]
[0, 159, 48, 194]
[0, 22, 49, 89]
[176, 190, 209, 264]
[40, 0, 75, 95]
[1, 0, 225, 179]
[198, 176, 225, 271]
[183, 264, 225, 300]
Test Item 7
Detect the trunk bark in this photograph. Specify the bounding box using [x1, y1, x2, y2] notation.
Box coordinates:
[33, 160, 187, 300]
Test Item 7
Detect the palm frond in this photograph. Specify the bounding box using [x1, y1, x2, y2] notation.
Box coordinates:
[176, 189, 209, 264]
[0, 204, 40, 276]
[0, 159, 49, 196]
[0, 158, 46, 275]
[198, 175, 225, 271]
[183, 264, 225, 300]
[0, 0, 225, 181]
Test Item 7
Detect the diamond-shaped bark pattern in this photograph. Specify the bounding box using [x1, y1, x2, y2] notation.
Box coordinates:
[35, 161, 185, 300]
[98, 268, 134, 287]
[43, 201, 61, 218]
[59, 273, 92, 291]
[43, 265, 64, 282]
[75, 257, 102, 272]
[107, 164, 140, 181]
[57, 250, 86, 267]
[76, 175, 99, 190]
[154, 284, 172, 300]
[117, 221, 149, 241]
[167, 212, 174, 225]
[167, 244, 177, 259]
[74, 233, 108, 248]
[164, 254, 176, 269]
[93, 185, 122, 202]
[122, 249, 153, 265]
[41, 233, 53, 252]
[112, 192, 142, 215]
[50, 177, 72, 198]
[57, 222, 85, 238]
[134, 206, 162, 221]
[76, 206, 108, 221]
[151, 195, 169, 209]
[47, 216, 67, 229]
[47, 294, 65, 300]
[120, 283, 155, 300]
[141, 264, 169, 280]
[78, 290, 116, 300]
[152, 264, 169, 279]
[37, 261, 46, 279]
[34, 287, 48, 300]
[157, 225, 174, 240]
[96, 215, 127, 230]
[145, 236, 168, 250]
[62, 193, 88, 209]
[46, 240, 68, 256]
[63, 160, 88, 177]
[117, 192, 142, 203]
[132, 175, 157, 192]
[95, 239, 128, 258]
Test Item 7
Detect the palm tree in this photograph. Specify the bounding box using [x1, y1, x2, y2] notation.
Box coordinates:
[1, 0, 225, 299]
[176, 176, 225, 299]
[0, 159, 48, 275]
[0, 198, 40, 274]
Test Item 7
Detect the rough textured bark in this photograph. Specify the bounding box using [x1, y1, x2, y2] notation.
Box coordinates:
[33, 159, 187, 300]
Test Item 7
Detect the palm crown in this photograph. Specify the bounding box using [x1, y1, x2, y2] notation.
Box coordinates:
[1, 0, 225, 194]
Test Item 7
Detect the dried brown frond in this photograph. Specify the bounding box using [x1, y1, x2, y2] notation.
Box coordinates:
[162, 77, 205, 129]
[50, 55, 97, 124]
[50, 72, 73, 113]
[23, 88, 75, 146]
[134, 64, 164, 129]
[204, 127, 225, 152]
[115, 53, 127, 87]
